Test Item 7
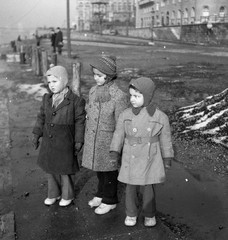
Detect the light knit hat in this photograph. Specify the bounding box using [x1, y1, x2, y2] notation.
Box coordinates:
[46, 65, 68, 86]
[129, 77, 155, 106]
[90, 54, 117, 77]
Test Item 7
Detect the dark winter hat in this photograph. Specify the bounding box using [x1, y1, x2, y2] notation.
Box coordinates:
[90, 54, 117, 77]
[46, 65, 68, 86]
[129, 77, 155, 106]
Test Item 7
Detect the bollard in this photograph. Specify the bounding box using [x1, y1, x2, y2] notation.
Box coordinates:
[35, 47, 42, 76]
[41, 50, 48, 76]
[31, 46, 36, 72]
[20, 45, 25, 64]
[71, 62, 81, 96]
[51, 53, 57, 66]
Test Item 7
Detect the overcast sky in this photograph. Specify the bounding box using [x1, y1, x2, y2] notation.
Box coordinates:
[0, 0, 76, 31]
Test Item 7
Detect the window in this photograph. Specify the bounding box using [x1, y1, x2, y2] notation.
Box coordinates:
[219, 6, 226, 18]
[190, 7, 196, 23]
[202, 6, 209, 17]
[166, 11, 170, 25]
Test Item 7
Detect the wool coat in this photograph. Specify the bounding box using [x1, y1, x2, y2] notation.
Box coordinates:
[82, 82, 129, 172]
[110, 107, 174, 185]
[33, 89, 86, 175]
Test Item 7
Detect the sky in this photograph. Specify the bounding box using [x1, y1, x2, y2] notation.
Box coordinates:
[0, 0, 76, 43]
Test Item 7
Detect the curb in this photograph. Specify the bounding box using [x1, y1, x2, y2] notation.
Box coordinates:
[0, 211, 15, 240]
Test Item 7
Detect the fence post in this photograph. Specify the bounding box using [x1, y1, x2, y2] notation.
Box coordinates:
[71, 62, 81, 96]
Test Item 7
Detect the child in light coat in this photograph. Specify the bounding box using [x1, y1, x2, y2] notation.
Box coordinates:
[32, 66, 86, 207]
[110, 77, 174, 227]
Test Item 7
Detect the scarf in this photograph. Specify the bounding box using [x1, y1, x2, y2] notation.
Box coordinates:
[52, 87, 69, 108]
[94, 81, 114, 103]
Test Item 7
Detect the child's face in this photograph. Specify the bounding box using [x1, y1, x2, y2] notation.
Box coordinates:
[47, 75, 65, 93]
[129, 87, 144, 108]
[93, 68, 107, 86]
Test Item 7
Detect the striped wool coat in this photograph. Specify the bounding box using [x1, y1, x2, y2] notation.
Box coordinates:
[82, 82, 129, 171]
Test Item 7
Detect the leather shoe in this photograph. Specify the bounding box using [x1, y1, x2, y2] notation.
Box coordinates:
[88, 197, 102, 208]
[94, 203, 116, 215]
[44, 196, 60, 205]
[59, 199, 73, 207]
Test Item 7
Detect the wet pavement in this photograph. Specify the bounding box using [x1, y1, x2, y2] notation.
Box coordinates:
[1, 40, 228, 240]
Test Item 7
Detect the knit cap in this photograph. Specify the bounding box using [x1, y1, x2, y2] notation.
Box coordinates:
[129, 77, 155, 106]
[90, 54, 117, 77]
[46, 65, 68, 86]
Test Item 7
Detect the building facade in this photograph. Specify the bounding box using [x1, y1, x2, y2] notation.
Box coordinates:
[136, 0, 228, 28]
[75, 0, 136, 31]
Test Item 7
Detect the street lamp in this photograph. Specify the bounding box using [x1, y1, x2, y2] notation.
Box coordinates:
[66, 0, 71, 58]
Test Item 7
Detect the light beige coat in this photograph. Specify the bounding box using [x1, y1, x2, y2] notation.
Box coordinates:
[110, 107, 174, 185]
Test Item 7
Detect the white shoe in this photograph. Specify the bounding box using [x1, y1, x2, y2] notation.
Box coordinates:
[144, 216, 156, 227]
[44, 196, 60, 205]
[59, 199, 73, 207]
[88, 197, 102, 208]
[94, 203, 116, 215]
[124, 216, 137, 226]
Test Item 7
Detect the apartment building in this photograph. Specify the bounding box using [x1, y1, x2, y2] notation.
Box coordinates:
[136, 0, 228, 28]
[75, 0, 136, 31]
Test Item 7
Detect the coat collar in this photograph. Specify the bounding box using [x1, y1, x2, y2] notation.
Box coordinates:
[47, 88, 74, 111]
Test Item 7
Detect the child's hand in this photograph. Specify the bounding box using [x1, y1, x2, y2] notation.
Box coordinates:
[164, 158, 172, 169]
[75, 143, 83, 155]
[110, 151, 121, 168]
[32, 134, 40, 150]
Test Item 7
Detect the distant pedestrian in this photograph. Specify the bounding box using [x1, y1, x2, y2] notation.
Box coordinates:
[82, 54, 129, 215]
[110, 77, 174, 227]
[50, 29, 56, 53]
[55, 27, 63, 55]
[17, 35, 21, 41]
[32, 65, 86, 207]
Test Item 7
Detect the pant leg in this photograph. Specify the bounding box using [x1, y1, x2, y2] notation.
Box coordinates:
[96, 172, 104, 198]
[47, 174, 61, 198]
[141, 184, 156, 218]
[125, 184, 139, 217]
[101, 170, 118, 204]
[61, 175, 75, 200]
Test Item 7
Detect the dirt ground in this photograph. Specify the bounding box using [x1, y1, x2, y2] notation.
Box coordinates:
[51, 40, 228, 180]
[1, 39, 228, 240]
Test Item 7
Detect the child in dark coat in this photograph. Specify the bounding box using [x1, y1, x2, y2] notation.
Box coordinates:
[32, 65, 86, 207]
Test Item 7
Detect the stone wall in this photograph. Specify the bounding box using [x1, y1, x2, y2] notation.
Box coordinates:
[126, 23, 228, 45]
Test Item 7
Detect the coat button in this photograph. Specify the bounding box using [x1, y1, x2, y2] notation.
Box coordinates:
[133, 128, 137, 133]
[50, 123, 54, 127]
[52, 112, 56, 116]
[147, 128, 151, 131]
[49, 134, 53, 138]
[132, 155, 135, 158]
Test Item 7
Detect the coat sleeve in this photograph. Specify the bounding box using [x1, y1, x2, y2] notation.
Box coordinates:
[114, 91, 129, 122]
[74, 97, 86, 143]
[159, 113, 174, 159]
[32, 94, 47, 137]
[110, 112, 125, 153]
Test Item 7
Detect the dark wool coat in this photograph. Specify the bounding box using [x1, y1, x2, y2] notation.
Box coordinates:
[33, 89, 86, 175]
[55, 30, 63, 47]
[110, 107, 174, 185]
[82, 82, 129, 172]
